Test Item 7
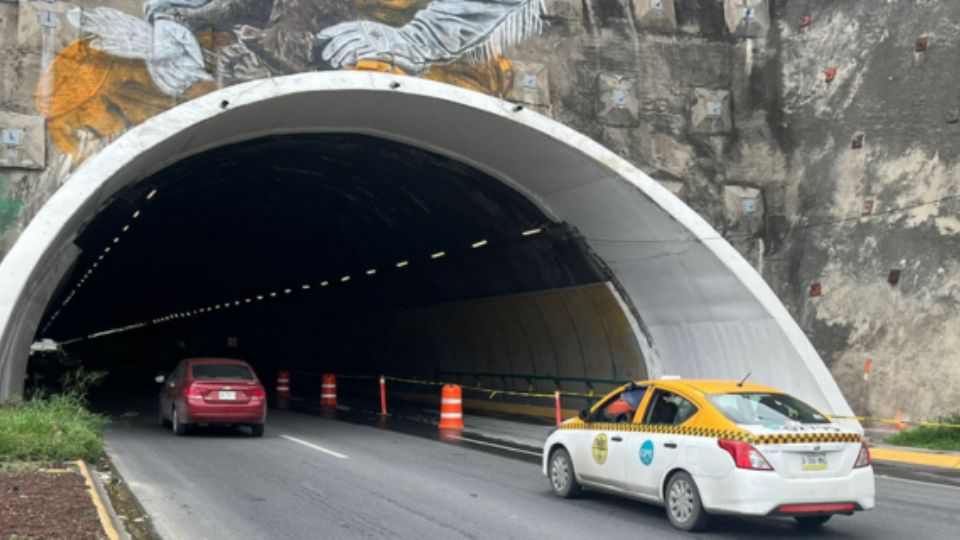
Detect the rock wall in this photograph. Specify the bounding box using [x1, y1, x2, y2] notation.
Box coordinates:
[1, 0, 957, 420]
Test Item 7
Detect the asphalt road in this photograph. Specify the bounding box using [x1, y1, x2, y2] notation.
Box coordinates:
[104, 408, 960, 540]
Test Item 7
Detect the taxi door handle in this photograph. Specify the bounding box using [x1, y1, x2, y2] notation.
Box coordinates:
[663, 442, 678, 449]
[611, 436, 623, 442]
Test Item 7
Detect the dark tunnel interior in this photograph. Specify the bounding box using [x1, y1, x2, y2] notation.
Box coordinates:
[27, 134, 640, 405]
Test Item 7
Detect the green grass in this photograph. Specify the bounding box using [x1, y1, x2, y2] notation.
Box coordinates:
[886, 413, 960, 452]
[0, 369, 107, 462]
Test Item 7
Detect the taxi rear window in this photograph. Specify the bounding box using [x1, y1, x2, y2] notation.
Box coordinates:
[707, 393, 829, 425]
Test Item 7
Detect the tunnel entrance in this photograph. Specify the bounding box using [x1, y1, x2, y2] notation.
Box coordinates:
[0, 73, 854, 418]
[30, 133, 646, 405]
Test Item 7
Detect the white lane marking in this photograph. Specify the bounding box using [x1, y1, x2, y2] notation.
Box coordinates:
[449, 435, 543, 458]
[281, 435, 349, 460]
[877, 474, 960, 492]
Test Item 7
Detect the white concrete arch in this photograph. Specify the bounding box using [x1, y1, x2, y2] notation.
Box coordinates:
[0, 72, 853, 418]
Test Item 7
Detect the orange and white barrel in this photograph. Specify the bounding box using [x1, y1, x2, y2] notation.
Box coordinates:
[320, 373, 337, 407]
[276, 370, 290, 397]
[438, 384, 464, 429]
[276, 370, 290, 409]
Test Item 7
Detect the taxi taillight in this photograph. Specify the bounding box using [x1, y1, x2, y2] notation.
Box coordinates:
[718, 439, 774, 471]
[854, 441, 872, 468]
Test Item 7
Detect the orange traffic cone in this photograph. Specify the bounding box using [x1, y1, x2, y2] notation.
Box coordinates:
[438, 384, 464, 429]
[321, 373, 337, 407]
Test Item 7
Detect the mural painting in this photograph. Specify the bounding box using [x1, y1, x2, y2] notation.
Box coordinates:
[34, 0, 545, 165]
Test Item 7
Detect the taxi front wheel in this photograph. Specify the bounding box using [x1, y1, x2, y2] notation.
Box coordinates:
[548, 447, 582, 498]
[665, 471, 710, 531]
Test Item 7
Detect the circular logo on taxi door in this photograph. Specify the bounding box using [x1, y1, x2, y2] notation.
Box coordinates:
[592, 433, 608, 465]
[640, 439, 655, 466]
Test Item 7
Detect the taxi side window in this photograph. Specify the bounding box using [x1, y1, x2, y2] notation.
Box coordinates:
[594, 387, 647, 423]
[644, 390, 698, 426]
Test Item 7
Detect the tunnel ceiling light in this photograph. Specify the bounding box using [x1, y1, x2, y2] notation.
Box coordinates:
[302, 284, 311, 290]
[122, 224, 130, 232]
[256, 295, 264, 301]
[245, 298, 252, 303]
[132, 210, 141, 219]
[284, 288, 292, 294]
[234, 300, 240, 305]
[471, 239, 488, 248]
[270, 292, 277, 297]
[431, 251, 446, 259]
[396, 260, 409, 268]
[112, 237, 119, 244]
[366, 269, 376, 276]
[522, 227, 542, 236]
[341, 275, 351, 283]
[98, 255, 104, 260]
[146, 188, 157, 200]
[104, 246, 111, 253]
[320, 281, 329, 287]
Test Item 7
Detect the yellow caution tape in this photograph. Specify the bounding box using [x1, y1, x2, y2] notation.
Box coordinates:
[829, 415, 960, 429]
[383, 375, 593, 399]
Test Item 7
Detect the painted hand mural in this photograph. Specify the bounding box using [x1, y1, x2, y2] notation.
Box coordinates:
[66, 8, 211, 96]
[35, 0, 545, 166]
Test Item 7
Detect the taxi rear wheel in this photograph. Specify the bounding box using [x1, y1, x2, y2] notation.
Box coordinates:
[548, 447, 582, 498]
[794, 515, 832, 528]
[665, 471, 710, 531]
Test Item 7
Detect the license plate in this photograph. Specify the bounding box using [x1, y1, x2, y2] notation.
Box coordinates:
[218, 391, 236, 400]
[801, 452, 827, 471]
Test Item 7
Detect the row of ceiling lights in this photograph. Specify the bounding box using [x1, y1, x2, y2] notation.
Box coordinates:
[48, 185, 547, 343]
[41, 188, 158, 334]
[147, 226, 543, 325]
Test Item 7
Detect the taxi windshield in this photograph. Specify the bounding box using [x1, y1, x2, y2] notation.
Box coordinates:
[707, 392, 830, 425]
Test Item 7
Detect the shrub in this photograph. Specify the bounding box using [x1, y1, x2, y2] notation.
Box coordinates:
[886, 412, 960, 452]
[0, 369, 107, 462]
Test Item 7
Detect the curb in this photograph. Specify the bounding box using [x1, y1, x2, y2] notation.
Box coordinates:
[74, 460, 127, 540]
[871, 446, 960, 470]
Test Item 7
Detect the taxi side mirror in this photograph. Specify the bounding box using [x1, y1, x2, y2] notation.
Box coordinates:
[155, 375, 165, 384]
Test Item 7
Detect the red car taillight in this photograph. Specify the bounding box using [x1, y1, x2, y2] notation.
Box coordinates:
[184, 383, 203, 399]
[854, 441, 872, 468]
[718, 439, 774, 471]
[251, 386, 266, 399]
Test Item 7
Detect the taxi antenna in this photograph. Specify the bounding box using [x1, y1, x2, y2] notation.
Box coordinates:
[736, 371, 751, 387]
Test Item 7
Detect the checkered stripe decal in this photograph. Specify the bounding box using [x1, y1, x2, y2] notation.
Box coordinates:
[559, 422, 861, 445]
[750, 432, 862, 445]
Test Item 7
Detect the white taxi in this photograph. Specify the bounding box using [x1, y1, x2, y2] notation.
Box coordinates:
[542, 379, 875, 531]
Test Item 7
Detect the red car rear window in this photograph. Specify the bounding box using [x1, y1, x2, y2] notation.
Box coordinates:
[191, 364, 254, 380]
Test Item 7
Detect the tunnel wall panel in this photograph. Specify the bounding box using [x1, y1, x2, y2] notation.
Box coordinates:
[319, 283, 645, 387]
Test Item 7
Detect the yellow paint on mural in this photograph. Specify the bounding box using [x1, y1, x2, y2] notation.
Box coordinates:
[35, 32, 228, 166]
[35, 4, 515, 165]
[356, 0, 430, 26]
[425, 57, 514, 97]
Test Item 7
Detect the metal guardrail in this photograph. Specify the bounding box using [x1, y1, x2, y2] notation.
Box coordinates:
[290, 369, 627, 403]
[436, 371, 623, 391]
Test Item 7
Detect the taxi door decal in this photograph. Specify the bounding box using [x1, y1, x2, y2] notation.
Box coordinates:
[592, 433, 608, 465]
[639, 439, 654, 466]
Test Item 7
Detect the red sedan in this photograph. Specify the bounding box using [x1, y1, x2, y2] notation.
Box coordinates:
[158, 358, 266, 436]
